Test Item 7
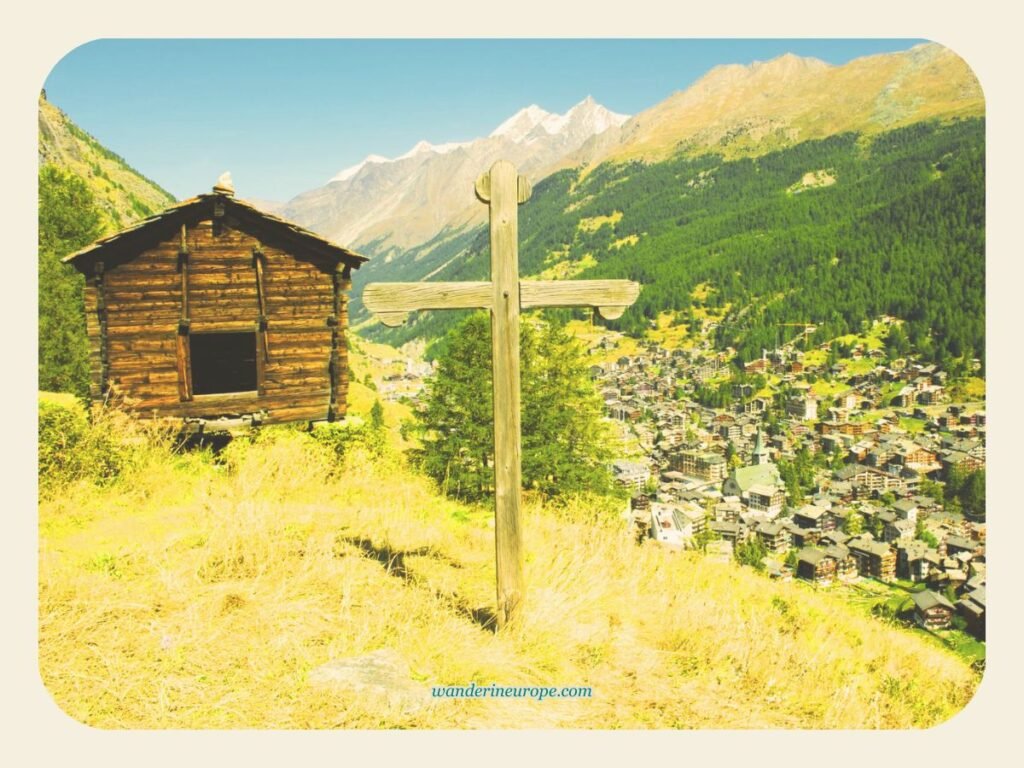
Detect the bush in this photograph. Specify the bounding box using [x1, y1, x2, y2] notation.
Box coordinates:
[38, 396, 176, 494]
[308, 415, 386, 462]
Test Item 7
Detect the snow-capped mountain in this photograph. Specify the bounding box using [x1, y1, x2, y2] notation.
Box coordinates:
[281, 97, 629, 253]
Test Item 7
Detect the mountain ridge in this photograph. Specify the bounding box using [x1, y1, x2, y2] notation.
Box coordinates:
[565, 42, 983, 171]
[286, 42, 982, 288]
[281, 96, 629, 252]
[37, 92, 176, 234]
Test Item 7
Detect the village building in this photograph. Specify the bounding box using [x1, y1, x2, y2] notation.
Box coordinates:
[63, 178, 366, 427]
[824, 543, 859, 582]
[650, 504, 688, 548]
[612, 460, 652, 491]
[944, 535, 980, 558]
[796, 547, 837, 586]
[847, 536, 897, 581]
[722, 431, 785, 502]
[957, 586, 986, 639]
[746, 483, 786, 518]
[891, 498, 919, 524]
[833, 463, 904, 495]
[896, 540, 941, 582]
[785, 393, 818, 421]
[671, 449, 728, 482]
[792, 504, 832, 543]
[753, 520, 791, 555]
[708, 519, 744, 545]
[911, 590, 955, 630]
[649, 501, 706, 548]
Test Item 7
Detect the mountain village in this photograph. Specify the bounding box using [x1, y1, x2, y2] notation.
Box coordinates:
[361, 311, 986, 651]
[601, 326, 985, 642]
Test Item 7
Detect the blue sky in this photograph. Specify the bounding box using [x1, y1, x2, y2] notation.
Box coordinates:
[43, 39, 925, 202]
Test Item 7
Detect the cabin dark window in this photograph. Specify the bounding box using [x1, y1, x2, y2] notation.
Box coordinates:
[189, 332, 258, 395]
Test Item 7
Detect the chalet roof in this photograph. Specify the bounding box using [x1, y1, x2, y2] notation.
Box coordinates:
[63, 191, 368, 272]
[900, 540, 937, 561]
[877, 510, 898, 524]
[913, 590, 955, 612]
[795, 504, 826, 521]
[848, 537, 892, 558]
[824, 544, 849, 560]
[709, 520, 741, 535]
[797, 547, 831, 565]
[959, 586, 986, 611]
[945, 535, 978, 551]
[819, 531, 850, 547]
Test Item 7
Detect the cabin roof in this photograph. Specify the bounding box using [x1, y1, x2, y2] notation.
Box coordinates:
[63, 191, 368, 271]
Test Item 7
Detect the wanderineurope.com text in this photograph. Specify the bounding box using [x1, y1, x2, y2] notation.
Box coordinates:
[431, 683, 592, 701]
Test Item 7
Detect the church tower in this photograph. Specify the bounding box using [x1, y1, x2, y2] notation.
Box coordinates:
[752, 429, 770, 466]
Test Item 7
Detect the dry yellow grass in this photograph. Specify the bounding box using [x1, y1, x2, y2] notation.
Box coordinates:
[38, 408, 978, 729]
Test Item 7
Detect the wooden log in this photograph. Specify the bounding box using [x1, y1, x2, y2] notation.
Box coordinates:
[110, 369, 182, 386]
[253, 244, 270, 375]
[520, 279, 641, 319]
[133, 389, 333, 416]
[175, 332, 192, 400]
[94, 261, 109, 397]
[362, 281, 492, 326]
[105, 318, 180, 332]
[263, 349, 332, 365]
[477, 159, 527, 630]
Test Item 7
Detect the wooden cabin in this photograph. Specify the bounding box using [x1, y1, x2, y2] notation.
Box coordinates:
[64, 178, 367, 428]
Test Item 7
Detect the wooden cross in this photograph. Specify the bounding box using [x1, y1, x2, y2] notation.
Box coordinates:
[362, 159, 639, 629]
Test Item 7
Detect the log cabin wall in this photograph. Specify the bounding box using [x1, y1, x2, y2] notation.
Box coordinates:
[82, 217, 343, 425]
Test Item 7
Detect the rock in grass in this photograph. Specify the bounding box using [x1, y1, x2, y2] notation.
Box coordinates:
[308, 649, 429, 713]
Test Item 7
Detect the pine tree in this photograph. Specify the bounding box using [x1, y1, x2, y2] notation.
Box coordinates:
[38, 165, 103, 396]
[413, 312, 617, 501]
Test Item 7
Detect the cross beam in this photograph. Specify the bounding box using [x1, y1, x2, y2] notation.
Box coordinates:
[362, 159, 640, 629]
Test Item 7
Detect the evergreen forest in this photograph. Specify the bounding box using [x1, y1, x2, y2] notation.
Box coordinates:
[360, 118, 984, 371]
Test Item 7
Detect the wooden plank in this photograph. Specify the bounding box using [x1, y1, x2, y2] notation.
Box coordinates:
[179, 224, 190, 328]
[480, 160, 526, 631]
[175, 333, 191, 400]
[520, 279, 641, 319]
[261, 342, 331, 359]
[104, 315, 181, 330]
[362, 281, 492, 326]
[253, 245, 270, 379]
[94, 261, 109, 397]
[105, 299, 182, 312]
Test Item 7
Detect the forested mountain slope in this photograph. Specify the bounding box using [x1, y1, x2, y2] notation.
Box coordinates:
[38, 92, 175, 233]
[362, 118, 984, 370]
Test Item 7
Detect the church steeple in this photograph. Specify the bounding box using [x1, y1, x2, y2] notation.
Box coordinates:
[752, 429, 770, 465]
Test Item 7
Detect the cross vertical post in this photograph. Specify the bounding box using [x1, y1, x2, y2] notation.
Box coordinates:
[362, 159, 639, 631]
[476, 160, 530, 629]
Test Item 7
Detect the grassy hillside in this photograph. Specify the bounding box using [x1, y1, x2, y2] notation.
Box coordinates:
[38, 92, 175, 233]
[38, 393, 978, 729]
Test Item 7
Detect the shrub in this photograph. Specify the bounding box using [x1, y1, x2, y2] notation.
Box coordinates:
[308, 415, 386, 462]
[38, 398, 91, 490]
[38, 396, 172, 494]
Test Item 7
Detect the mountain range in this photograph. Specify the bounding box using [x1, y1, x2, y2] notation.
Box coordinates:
[280, 96, 628, 253]
[277, 42, 981, 267]
[566, 42, 983, 168]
